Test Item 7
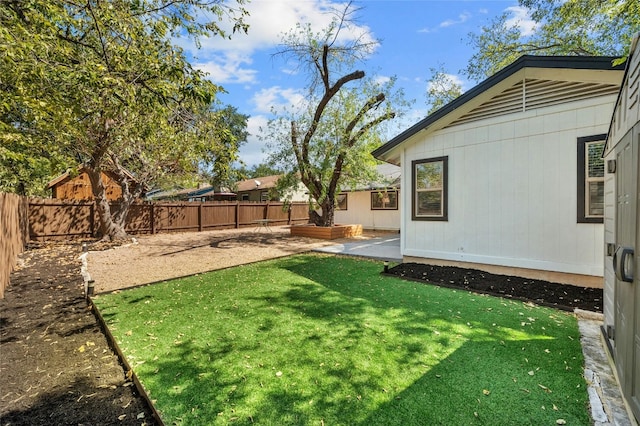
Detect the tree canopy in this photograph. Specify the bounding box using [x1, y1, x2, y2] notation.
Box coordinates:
[235, 163, 283, 180]
[465, 0, 639, 81]
[425, 64, 463, 114]
[265, 2, 407, 226]
[1, 0, 248, 239]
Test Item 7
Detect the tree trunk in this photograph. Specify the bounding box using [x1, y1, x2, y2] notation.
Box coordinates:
[85, 167, 129, 241]
[110, 158, 140, 231]
[310, 198, 335, 227]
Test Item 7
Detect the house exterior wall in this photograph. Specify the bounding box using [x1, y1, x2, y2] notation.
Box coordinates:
[237, 189, 269, 202]
[334, 190, 400, 231]
[400, 95, 617, 284]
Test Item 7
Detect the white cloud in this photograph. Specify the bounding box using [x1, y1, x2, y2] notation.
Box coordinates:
[426, 73, 466, 92]
[251, 86, 306, 114]
[183, 1, 376, 86]
[439, 12, 472, 28]
[505, 6, 537, 36]
[418, 11, 471, 33]
[374, 75, 391, 85]
[193, 51, 257, 84]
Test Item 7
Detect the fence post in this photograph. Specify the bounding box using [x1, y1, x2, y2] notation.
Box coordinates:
[198, 203, 203, 232]
[150, 204, 156, 234]
[90, 203, 95, 237]
[288, 205, 292, 225]
[235, 202, 240, 228]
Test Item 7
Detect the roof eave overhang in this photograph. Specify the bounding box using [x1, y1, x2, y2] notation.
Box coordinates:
[373, 55, 624, 163]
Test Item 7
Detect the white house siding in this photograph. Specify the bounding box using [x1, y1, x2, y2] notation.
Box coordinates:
[334, 190, 400, 231]
[401, 95, 617, 281]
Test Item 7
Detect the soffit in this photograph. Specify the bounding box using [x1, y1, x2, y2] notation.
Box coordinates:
[446, 69, 621, 128]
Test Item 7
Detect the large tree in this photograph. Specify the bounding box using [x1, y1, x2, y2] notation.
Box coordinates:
[465, 0, 639, 81]
[1, 0, 248, 239]
[266, 3, 407, 227]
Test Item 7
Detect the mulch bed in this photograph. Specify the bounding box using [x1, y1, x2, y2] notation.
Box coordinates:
[386, 262, 603, 313]
[0, 243, 156, 426]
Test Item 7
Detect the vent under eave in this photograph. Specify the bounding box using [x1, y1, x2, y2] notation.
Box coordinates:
[448, 78, 620, 128]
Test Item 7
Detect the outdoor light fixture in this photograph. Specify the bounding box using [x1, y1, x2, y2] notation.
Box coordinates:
[383, 261, 389, 273]
[87, 280, 95, 297]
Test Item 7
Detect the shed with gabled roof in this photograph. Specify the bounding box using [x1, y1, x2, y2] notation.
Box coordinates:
[47, 166, 136, 201]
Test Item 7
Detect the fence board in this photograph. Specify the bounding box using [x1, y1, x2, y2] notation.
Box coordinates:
[27, 200, 310, 241]
[1, 193, 29, 298]
[290, 203, 310, 223]
[29, 199, 94, 240]
[201, 204, 236, 229]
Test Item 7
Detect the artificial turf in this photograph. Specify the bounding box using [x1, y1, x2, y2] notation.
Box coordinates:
[93, 254, 590, 425]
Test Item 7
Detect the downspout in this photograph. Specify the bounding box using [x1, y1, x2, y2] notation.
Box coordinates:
[400, 148, 406, 259]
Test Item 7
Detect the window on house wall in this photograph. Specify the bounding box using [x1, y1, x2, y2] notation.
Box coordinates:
[336, 193, 348, 210]
[260, 191, 269, 202]
[412, 156, 448, 221]
[241, 194, 249, 201]
[371, 190, 398, 210]
[577, 135, 606, 223]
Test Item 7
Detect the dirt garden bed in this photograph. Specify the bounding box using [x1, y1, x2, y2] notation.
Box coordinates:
[1, 226, 604, 424]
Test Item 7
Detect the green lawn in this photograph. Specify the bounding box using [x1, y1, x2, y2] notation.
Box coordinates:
[93, 254, 590, 425]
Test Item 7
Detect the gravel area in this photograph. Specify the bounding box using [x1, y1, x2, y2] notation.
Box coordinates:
[87, 226, 358, 293]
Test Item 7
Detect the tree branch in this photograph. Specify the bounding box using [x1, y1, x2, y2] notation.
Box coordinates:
[86, 1, 113, 72]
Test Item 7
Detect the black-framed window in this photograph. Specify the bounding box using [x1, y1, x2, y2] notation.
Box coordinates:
[371, 190, 398, 210]
[336, 193, 347, 210]
[577, 135, 605, 223]
[412, 156, 448, 221]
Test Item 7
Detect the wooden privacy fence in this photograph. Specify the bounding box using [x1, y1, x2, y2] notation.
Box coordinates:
[28, 199, 310, 241]
[1, 193, 29, 298]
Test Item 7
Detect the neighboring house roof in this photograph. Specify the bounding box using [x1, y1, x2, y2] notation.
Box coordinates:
[145, 187, 194, 200]
[146, 185, 236, 200]
[198, 188, 237, 198]
[343, 164, 401, 192]
[373, 163, 401, 188]
[373, 55, 624, 165]
[236, 174, 281, 192]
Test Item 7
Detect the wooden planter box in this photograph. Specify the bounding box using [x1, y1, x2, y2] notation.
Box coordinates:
[290, 224, 363, 240]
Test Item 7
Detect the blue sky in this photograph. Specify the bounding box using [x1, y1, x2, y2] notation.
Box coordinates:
[178, 0, 535, 167]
